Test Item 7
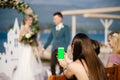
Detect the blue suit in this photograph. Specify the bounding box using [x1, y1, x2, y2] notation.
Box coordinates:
[44, 24, 70, 52]
[44, 24, 70, 75]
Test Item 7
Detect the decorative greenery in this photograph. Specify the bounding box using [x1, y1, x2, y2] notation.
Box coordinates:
[0, 0, 40, 46]
[0, 0, 39, 27]
[0, 0, 40, 63]
[21, 26, 40, 46]
[20, 26, 40, 63]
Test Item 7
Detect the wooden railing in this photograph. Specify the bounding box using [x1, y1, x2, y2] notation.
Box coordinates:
[106, 66, 118, 80]
[49, 65, 120, 80]
[49, 75, 66, 80]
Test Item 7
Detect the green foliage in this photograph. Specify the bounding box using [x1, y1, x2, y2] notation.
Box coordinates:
[0, 0, 39, 28]
[21, 26, 40, 45]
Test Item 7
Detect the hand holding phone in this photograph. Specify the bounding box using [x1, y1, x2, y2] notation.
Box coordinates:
[58, 47, 64, 61]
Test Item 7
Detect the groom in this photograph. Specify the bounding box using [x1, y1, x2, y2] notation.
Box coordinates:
[43, 12, 70, 75]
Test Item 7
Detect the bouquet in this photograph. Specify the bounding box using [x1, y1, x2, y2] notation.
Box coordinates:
[21, 27, 40, 46]
[20, 27, 40, 63]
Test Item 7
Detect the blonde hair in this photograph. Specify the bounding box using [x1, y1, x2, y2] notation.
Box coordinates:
[23, 15, 33, 25]
[109, 32, 120, 54]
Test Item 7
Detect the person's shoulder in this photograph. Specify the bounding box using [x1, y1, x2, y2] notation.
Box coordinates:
[109, 53, 118, 58]
[67, 61, 88, 79]
[67, 62, 74, 69]
[50, 25, 55, 30]
[67, 61, 84, 71]
[108, 53, 120, 62]
[21, 25, 24, 29]
[20, 25, 26, 31]
[63, 24, 69, 28]
[63, 24, 69, 30]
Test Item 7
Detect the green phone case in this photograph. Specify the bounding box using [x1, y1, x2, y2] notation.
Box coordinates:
[58, 47, 64, 60]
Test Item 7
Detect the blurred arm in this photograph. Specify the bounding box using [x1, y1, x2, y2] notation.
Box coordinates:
[44, 30, 53, 49]
[19, 27, 26, 41]
[64, 26, 71, 50]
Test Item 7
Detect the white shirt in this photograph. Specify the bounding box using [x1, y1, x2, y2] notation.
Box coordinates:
[56, 23, 64, 31]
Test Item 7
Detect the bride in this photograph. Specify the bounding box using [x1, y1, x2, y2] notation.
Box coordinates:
[12, 15, 46, 80]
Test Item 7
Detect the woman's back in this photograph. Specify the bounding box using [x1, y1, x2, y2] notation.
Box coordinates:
[68, 60, 89, 80]
[59, 33, 107, 80]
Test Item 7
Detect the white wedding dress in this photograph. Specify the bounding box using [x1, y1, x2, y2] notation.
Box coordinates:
[12, 44, 46, 80]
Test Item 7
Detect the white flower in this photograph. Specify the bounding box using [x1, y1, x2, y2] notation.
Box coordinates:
[24, 7, 33, 15]
[29, 31, 34, 35]
[112, 33, 118, 37]
[25, 33, 32, 39]
[33, 15, 38, 21]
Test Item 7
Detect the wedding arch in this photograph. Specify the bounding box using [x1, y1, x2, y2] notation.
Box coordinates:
[0, 0, 38, 27]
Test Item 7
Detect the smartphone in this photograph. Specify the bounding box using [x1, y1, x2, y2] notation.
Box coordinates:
[58, 47, 64, 60]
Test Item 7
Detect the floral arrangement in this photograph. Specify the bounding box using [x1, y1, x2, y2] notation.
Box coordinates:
[112, 33, 119, 37]
[20, 26, 40, 63]
[0, 0, 40, 45]
[21, 26, 40, 46]
[0, 0, 39, 27]
[0, 0, 40, 63]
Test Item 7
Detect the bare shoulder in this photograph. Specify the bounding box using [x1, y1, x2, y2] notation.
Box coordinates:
[67, 61, 89, 80]
[67, 61, 84, 71]
[20, 26, 25, 31]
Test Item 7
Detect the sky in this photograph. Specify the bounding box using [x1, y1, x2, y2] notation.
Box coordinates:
[0, 0, 120, 31]
[23, 0, 120, 31]
[23, 0, 120, 7]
